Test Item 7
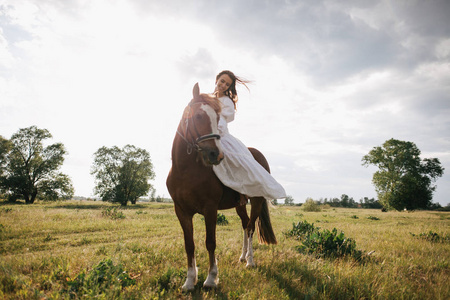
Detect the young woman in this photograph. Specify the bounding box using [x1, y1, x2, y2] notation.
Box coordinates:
[212, 70, 286, 204]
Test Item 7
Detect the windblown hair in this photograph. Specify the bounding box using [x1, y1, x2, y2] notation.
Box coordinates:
[216, 70, 250, 109]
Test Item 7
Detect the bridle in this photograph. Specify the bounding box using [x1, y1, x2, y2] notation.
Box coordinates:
[177, 103, 221, 155]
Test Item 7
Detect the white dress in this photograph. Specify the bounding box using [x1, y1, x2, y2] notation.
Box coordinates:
[213, 96, 286, 200]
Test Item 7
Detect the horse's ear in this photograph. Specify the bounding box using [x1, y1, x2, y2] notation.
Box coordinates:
[193, 83, 200, 101]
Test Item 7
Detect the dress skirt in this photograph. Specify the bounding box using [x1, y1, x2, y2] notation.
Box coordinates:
[213, 132, 286, 200]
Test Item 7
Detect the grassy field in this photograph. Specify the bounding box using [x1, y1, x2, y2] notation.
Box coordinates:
[0, 200, 449, 299]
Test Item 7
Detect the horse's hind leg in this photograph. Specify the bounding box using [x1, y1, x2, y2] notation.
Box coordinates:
[235, 205, 250, 262]
[245, 197, 265, 268]
[203, 209, 219, 289]
[174, 205, 197, 291]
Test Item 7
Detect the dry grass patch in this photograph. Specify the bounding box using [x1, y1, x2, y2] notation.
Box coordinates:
[0, 201, 448, 299]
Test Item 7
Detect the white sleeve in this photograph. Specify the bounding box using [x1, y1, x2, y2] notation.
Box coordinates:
[217, 97, 235, 134]
[221, 98, 235, 123]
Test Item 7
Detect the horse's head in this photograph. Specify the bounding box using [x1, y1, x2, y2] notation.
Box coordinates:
[178, 83, 224, 166]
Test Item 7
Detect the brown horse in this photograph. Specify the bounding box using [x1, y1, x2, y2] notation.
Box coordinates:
[166, 83, 277, 291]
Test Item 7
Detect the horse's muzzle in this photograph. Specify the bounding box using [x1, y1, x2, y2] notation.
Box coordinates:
[202, 147, 224, 166]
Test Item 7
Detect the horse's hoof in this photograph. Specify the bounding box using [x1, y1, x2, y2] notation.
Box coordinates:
[239, 256, 246, 263]
[182, 283, 195, 292]
[203, 274, 218, 289]
[182, 279, 196, 292]
[203, 281, 218, 289]
[246, 262, 256, 268]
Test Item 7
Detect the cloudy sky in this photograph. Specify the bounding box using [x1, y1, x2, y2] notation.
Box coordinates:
[1, 0, 449, 205]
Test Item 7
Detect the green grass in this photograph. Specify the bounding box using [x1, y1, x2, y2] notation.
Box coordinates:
[0, 201, 449, 299]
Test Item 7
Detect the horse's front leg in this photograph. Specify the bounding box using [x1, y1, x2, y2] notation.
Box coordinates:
[203, 210, 219, 288]
[174, 205, 197, 291]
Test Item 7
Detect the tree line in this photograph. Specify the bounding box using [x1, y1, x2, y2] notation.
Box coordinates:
[281, 195, 383, 209]
[318, 195, 383, 209]
[0, 127, 445, 210]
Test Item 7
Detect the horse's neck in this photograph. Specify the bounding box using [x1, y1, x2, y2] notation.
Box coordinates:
[171, 135, 201, 172]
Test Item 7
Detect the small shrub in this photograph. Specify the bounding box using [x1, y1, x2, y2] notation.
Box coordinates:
[284, 220, 318, 239]
[367, 216, 380, 221]
[66, 258, 135, 297]
[1, 208, 12, 213]
[297, 228, 362, 259]
[285, 220, 363, 259]
[217, 213, 229, 225]
[350, 215, 359, 219]
[201, 213, 229, 225]
[102, 207, 126, 220]
[410, 231, 450, 243]
[302, 198, 321, 212]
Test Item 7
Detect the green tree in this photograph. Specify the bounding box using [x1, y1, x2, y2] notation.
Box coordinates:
[0, 126, 73, 203]
[0, 136, 11, 176]
[91, 145, 155, 206]
[0, 136, 12, 198]
[39, 173, 74, 200]
[359, 197, 382, 209]
[362, 138, 444, 211]
[340, 194, 357, 208]
[284, 195, 294, 205]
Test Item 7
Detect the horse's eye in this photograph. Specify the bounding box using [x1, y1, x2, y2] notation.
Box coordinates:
[195, 114, 203, 120]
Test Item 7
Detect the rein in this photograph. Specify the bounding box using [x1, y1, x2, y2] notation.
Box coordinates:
[176, 104, 221, 155]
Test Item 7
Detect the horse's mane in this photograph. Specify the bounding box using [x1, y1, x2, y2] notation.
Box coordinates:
[191, 93, 222, 114]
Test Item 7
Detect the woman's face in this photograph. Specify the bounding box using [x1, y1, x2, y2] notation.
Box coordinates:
[215, 74, 233, 96]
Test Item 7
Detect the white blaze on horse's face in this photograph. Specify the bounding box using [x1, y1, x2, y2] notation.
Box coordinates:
[200, 103, 223, 154]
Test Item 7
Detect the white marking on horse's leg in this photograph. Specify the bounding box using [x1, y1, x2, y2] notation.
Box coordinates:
[182, 258, 198, 291]
[203, 259, 219, 288]
[246, 230, 256, 268]
[239, 228, 249, 262]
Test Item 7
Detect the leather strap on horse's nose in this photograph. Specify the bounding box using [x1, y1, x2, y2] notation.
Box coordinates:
[196, 134, 221, 144]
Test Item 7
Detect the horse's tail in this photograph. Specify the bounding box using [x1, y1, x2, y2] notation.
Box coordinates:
[256, 200, 277, 245]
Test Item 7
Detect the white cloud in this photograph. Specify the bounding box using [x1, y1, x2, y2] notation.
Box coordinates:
[435, 38, 450, 59]
[0, 29, 14, 68]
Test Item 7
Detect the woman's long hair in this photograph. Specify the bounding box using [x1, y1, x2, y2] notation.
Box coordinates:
[216, 70, 250, 109]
